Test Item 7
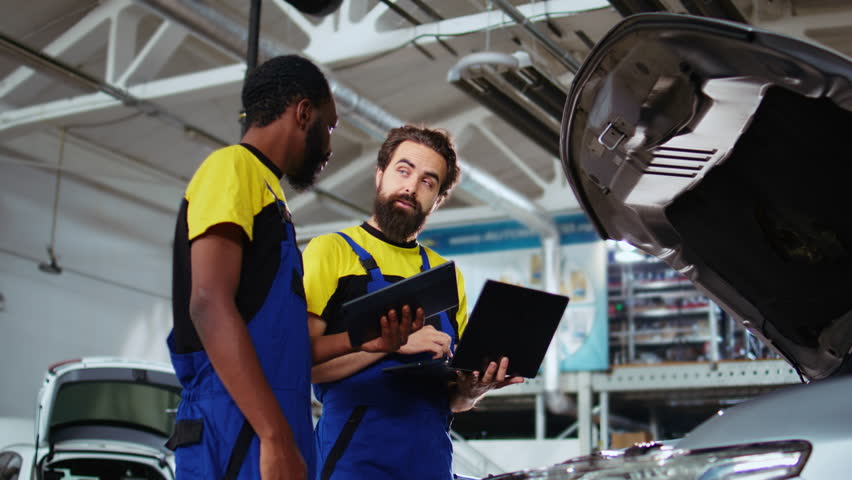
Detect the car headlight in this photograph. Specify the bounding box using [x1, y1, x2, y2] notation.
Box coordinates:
[490, 440, 811, 479]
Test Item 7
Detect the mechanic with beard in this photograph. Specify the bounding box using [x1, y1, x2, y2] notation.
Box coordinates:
[168, 56, 421, 480]
[302, 125, 524, 480]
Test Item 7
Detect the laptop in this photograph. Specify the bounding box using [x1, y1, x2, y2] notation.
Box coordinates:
[382, 280, 570, 378]
[343, 261, 459, 348]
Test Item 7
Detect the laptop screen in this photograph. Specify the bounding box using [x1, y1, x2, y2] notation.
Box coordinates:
[451, 280, 569, 378]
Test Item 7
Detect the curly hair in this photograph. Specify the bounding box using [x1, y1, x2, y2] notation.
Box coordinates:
[241, 55, 332, 128]
[377, 125, 461, 201]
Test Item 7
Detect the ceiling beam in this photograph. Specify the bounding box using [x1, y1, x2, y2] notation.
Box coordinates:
[106, 4, 143, 84]
[137, 0, 560, 238]
[757, 11, 852, 40]
[117, 20, 189, 86]
[0, 63, 245, 139]
[0, 0, 133, 102]
[297, 0, 610, 65]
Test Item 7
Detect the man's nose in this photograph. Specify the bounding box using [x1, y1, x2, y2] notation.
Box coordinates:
[403, 177, 418, 192]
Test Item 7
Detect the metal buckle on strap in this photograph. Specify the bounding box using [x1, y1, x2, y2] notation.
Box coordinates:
[360, 257, 378, 271]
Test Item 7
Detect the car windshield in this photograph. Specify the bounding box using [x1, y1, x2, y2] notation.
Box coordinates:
[50, 381, 180, 437]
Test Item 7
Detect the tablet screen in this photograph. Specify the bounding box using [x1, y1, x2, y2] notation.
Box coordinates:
[342, 261, 459, 347]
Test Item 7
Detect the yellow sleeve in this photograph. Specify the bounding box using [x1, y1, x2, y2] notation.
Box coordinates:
[185, 148, 260, 242]
[302, 234, 345, 318]
[455, 267, 469, 338]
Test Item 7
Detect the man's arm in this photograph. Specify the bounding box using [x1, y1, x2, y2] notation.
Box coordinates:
[309, 310, 450, 384]
[190, 223, 305, 480]
[449, 357, 524, 413]
[309, 306, 423, 365]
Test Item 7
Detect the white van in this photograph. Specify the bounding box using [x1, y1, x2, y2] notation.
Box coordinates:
[0, 357, 179, 480]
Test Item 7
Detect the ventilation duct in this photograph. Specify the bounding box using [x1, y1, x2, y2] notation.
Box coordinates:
[448, 51, 567, 158]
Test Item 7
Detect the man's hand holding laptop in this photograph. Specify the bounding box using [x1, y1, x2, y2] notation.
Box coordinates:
[449, 356, 524, 412]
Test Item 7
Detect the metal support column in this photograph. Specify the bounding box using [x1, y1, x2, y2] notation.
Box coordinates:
[241, 0, 261, 136]
[649, 407, 660, 441]
[535, 393, 545, 440]
[727, 312, 737, 357]
[577, 371, 593, 455]
[592, 424, 599, 452]
[708, 301, 720, 362]
[599, 391, 610, 449]
[246, 0, 261, 71]
[625, 263, 636, 362]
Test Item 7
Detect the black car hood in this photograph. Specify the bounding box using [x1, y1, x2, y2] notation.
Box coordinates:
[560, 13, 852, 380]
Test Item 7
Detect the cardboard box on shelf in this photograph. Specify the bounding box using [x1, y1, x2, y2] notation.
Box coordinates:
[610, 431, 653, 449]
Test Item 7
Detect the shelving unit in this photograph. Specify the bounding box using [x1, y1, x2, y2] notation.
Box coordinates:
[607, 255, 780, 365]
[608, 258, 721, 365]
[448, 250, 790, 458]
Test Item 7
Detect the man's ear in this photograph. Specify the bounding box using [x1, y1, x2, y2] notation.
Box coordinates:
[294, 98, 313, 130]
[375, 166, 383, 188]
[431, 192, 447, 212]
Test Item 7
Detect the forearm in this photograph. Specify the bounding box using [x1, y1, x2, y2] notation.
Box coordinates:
[193, 299, 295, 443]
[310, 332, 356, 364]
[311, 351, 388, 383]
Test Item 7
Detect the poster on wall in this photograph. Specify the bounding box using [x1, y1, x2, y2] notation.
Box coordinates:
[420, 213, 608, 371]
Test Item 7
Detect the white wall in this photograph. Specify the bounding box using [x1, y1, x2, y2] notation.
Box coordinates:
[0, 256, 174, 419]
[0, 163, 177, 418]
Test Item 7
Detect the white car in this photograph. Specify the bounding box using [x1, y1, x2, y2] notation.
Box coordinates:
[0, 357, 179, 480]
[486, 12, 852, 480]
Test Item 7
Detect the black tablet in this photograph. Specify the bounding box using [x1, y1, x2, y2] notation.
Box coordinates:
[343, 261, 458, 347]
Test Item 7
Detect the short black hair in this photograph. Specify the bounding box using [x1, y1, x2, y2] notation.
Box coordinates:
[241, 55, 332, 128]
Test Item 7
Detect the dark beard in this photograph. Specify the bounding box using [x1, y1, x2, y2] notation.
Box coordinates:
[373, 191, 428, 243]
[286, 120, 328, 191]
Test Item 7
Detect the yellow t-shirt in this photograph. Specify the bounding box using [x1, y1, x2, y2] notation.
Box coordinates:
[302, 223, 468, 338]
[172, 143, 295, 353]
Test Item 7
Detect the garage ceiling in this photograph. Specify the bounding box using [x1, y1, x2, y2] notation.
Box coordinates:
[2, 0, 851, 295]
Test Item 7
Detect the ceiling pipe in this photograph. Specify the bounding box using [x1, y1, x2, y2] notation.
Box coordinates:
[491, 0, 582, 73]
[135, 0, 558, 237]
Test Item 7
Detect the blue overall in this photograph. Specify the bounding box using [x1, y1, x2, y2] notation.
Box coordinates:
[313, 232, 458, 480]
[167, 190, 315, 480]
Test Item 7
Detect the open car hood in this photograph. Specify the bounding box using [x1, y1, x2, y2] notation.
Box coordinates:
[560, 13, 852, 380]
[35, 358, 181, 456]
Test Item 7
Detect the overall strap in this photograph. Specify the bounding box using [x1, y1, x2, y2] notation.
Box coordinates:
[419, 245, 431, 271]
[335, 232, 385, 288]
[264, 181, 294, 243]
[418, 246, 458, 350]
[264, 182, 292, 221]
